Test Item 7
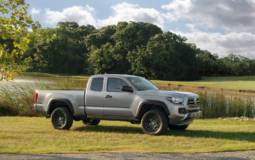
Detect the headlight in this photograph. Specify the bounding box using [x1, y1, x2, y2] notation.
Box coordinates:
[167, 96, 184, 105]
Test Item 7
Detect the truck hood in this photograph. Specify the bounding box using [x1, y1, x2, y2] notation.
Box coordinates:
[137, 90, 198, 98]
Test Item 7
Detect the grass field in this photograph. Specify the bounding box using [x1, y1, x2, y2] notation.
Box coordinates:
[0, 117, 255, 154]
[21, 73, 255, 91]
[153, 76, 255, 91]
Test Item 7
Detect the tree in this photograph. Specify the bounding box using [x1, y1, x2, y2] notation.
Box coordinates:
[88, 22, 162, 75]
[196, 50, 220, 76]
[22, 21, 255, 79]
[113, 22, 162, 50]
[219, 54, 255, 76]
[25, 22, 95, 74]
[0, 0, 32, 80]
[141, 32, 199, 80]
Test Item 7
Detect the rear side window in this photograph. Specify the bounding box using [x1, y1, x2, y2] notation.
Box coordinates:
[90, 77, 104, 91]
[107, 78, 129, 92]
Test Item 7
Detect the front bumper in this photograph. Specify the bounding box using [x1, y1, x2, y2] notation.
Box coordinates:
[168, 110, 202, 125]
[181, 110, 202, 121]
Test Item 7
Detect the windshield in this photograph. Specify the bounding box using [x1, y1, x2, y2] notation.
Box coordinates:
[126, 76, 158, 91]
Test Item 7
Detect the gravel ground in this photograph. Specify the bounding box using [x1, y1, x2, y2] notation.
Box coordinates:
[1, 151, 255, 160]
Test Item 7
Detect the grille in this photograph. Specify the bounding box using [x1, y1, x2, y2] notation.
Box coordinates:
[187, 97, 200, 108]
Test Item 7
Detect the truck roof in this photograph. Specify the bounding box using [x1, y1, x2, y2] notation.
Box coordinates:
[90, 74, 140, 78]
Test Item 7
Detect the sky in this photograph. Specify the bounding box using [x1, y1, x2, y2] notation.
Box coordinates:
[26, 0, 255, 58]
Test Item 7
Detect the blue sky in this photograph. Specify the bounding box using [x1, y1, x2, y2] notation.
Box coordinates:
[26, 0, 255, 58]
[26, 0, 169, 19]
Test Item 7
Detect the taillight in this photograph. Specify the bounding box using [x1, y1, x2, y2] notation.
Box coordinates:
[33, 91, 38, 103]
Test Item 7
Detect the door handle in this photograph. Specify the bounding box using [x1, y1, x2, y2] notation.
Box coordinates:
[105, 95, 112, 98]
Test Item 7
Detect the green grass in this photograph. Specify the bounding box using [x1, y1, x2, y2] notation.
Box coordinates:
[153, 76, 255, 91]
[0, 117, 255, 154]
[21, 73, 255, 90]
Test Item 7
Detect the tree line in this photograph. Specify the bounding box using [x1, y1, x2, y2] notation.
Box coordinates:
[22, 21, 255, 80]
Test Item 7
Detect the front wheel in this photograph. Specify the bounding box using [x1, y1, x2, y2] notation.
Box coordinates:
[169, 124, 189, 130]
[82, 119, 100, 125]
[51, 107, 73, 129]
[141, 109, 168, 135]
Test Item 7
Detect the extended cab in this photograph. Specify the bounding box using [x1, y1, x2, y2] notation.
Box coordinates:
[34, 74, 201, 135]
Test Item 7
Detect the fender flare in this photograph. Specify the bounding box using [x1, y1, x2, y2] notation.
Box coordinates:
[47, 99, 74, 115]
[136, 100, 170, 118]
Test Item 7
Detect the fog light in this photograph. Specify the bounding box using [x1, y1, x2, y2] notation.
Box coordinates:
[179, 108, 187, 114]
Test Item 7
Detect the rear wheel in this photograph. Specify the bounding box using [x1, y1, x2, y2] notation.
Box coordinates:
[82, 119, 100, 125]
[169, 124, 189, 130]
[141, 109, 168, 135]
[51, 107, 73, 129]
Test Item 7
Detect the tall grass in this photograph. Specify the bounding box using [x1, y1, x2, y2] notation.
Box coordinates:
[0, 85, 34, 116]
[159, 83, 255, 118]
[0, 74, 255, 118]
[0, 76, 86, 116]
[199, 91, 255, 118]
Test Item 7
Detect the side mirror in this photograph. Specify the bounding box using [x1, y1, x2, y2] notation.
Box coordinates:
[121, 86, 133, 93]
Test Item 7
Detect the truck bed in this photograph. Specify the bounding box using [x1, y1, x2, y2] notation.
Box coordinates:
[34, 90, 85, 115]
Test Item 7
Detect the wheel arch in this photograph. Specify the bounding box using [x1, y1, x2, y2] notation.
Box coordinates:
[47, 99, 74, 117]
[136, 100, 170, 121]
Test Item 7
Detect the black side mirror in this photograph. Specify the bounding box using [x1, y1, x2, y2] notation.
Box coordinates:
[122, 86, 133, 93]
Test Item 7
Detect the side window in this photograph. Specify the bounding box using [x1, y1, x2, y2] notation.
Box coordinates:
[107, 78, 129, 92]
[90, 77, 104, 91]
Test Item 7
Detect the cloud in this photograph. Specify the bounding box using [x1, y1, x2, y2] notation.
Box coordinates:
[44, 5, 97, 26]
[99, 2, 165, 28]
[42, 2, 165, 29]
[162, 0, 255, 58]
[30, 8, 41, 15]
[178, 31, 255, 58]
[162, 0, 255, 32]
[162, 0, 192, 21]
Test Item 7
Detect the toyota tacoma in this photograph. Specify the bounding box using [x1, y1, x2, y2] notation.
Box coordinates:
[33, 74, 201, 135]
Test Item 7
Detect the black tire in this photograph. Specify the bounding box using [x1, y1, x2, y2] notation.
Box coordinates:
[141, 109, 168, 135]
[82, 119, 100, 125]
[51, 107, 73, 129]
[169, 124, 189, 130]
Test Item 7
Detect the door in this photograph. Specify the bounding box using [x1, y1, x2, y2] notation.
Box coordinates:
[103, 77, 135, 119]
[85, 77, 105, 118]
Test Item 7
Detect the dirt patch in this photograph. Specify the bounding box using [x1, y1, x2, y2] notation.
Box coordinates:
[1, 151, 255, 160]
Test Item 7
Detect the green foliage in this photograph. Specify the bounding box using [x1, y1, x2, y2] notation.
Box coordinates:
[88, 43, 127, 74]
[141, 32, 199, 80]
[24, 22, 95, 74]
[196, 51, 255, 76]
[219, 54, 255, 76]
[0, 0, 32, 79]
[196, 50, 220, 76]
[86, 22, 163, 76]
[24, 21, 255, 80]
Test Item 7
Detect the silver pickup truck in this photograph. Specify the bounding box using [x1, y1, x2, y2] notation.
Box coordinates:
[34, 74, 201, 135]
